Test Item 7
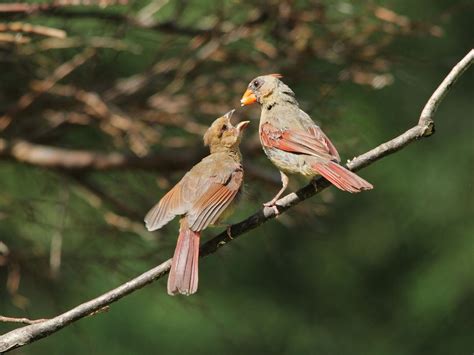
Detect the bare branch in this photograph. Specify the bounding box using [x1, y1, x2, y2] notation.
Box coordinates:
[0, 33, 30, 44]
[0, 7, 212, 37]
[0, 139, 205, 171]
[419, 48, 474, 127]
[0, 22, 66, 38]
[0, 5, 268, 37]
[0, 261, 172, 351]
[0, 50, 472, 353]
[0, 1, 129, 13]
[19, 36, 141, 55]
[0, 316, 47, 325]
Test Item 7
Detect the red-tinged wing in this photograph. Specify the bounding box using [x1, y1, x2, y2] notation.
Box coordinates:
[145, 154, 243, 232]
[187, 169, 243, 231]
[260, 122, 340, 162]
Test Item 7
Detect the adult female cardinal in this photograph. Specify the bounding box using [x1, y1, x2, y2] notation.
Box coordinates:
[145, 110, 249, 295]
[240, 74, 373, 208]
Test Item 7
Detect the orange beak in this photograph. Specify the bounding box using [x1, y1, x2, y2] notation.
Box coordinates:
[240, 89, 257, 106]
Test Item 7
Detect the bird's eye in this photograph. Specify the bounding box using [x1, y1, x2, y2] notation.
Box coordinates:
[221, 124, 228, 131]
[252, 80, 260, 88]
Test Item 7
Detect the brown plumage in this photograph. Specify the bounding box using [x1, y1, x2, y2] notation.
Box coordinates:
[241, 74, 373, 208]
[144, 110, 249, 295]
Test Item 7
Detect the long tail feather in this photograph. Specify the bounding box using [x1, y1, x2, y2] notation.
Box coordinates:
[167, 219, 200, 296]
[313, 161, 373, 193]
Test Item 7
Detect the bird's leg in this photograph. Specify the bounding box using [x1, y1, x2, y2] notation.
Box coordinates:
[211, 223, 234, 239]
[226, 225, 233, 240]
[263, 171, 289, 214]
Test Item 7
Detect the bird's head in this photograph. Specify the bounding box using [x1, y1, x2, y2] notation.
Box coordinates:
[241, 74, 294, 106]
[203, 110, 250, 153]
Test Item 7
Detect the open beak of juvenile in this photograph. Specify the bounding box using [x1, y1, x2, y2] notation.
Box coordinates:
[240, 89, 257, 106]
[224, 109, 236, 119]
[236, 120, 250, 134]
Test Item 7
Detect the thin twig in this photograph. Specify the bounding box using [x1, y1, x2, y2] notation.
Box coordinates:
[19, 36, 141, 55]
[0, 316, 47, 325]
[0, 6, 268, 38]
[0, 49, 472, 353]
[0, 22, 66, 38]
[0, 1, 128, 13]
[0, 33, 29, 44]
[0, 139, 206, 171]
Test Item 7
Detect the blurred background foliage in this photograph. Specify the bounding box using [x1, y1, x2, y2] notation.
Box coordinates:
[0, 0, 472, 354]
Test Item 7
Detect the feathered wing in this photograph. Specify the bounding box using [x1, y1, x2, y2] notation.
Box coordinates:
[145, 154, 243, 232]
[260, 121, 372, 193]
[260, 121, 340, 162]
[186, 168, 243, 231]
[144, 182, 188, 231]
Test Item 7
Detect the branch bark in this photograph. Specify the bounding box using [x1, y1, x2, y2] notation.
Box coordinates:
[0, 9, 207, 37]
[0, 5, 267, 37]
[0, 49, 472, 353]
[0, 139, 205, 171]
[0, 316, 47, 325]
[0, 138, 278, 183]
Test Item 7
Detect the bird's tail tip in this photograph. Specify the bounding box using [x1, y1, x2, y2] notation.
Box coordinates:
[313, 161, 373, 193]
[167, 219, 200, 296]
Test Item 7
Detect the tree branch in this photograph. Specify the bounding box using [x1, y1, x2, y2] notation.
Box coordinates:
[0, 1, 128, 13]
[0, 5, 269, 37]
[0, 22, 66, 38]
[0, 316, 47, 325]
[0, 139, 205, 171]
[0, 49, 472, 353]
[0, 7, 219, 37]
[0, 138, 277, 184]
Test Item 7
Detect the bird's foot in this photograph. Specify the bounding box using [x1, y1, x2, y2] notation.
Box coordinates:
[263, 200, 280, 215]
[226, 225, 233, 240]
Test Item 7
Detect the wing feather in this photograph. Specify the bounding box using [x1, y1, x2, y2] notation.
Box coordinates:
[187, 170, 243, 231]
[144, 183, 188, 231]
[145, 154, 243, 232]
[260, 122, 340, 162]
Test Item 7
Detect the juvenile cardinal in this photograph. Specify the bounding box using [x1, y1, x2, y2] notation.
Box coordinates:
[145, 110, 249, 295]
[241, 74, 373, 208]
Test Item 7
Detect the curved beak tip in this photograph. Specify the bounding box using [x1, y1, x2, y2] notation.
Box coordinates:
[224, 109, 236, 119]
[237, 120, 250, 132]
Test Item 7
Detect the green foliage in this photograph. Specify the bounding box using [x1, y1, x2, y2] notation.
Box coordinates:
[0, 0, 473, 354]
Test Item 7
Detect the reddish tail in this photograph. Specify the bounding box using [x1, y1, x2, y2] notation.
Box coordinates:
[167, 219, 200, 296]
[313, 161, 373, 193]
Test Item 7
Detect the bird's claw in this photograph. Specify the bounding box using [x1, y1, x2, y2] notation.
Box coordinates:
[226, 225, 233, 240]
[263, 201, 280, 215]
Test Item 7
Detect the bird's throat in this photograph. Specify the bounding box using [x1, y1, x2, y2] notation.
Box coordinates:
[209, 146, 242, 161]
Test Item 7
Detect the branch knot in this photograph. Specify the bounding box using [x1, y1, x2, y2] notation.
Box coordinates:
[419, 119, 435, 137]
